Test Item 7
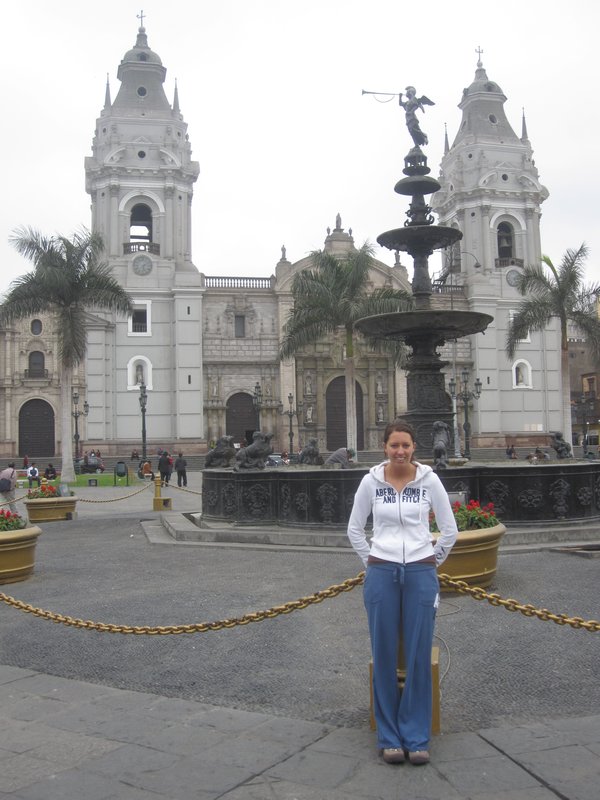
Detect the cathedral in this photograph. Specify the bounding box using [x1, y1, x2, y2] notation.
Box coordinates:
[0, 26, 563, 458]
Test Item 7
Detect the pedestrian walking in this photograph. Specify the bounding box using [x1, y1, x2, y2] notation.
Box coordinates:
[347, 420, 458, 767]
[0, 462, 18, 514]
[157, 452, 171, 486]
[174, 452, 187, 487]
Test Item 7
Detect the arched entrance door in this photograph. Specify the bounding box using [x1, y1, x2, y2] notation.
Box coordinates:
[226, 393, 256, 446]
[19, 399, 55, 457]
[326, 376, 364, 451]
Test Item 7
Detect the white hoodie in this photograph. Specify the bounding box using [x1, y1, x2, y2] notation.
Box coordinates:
[347, 461, 458, 567]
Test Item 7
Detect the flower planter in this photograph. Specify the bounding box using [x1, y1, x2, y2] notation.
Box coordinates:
[437, 522, 506, 590]
[0, 526, 43, 584]
[24, 497, 78, 523]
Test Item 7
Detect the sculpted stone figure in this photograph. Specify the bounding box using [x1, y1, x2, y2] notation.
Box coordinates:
[234, 431, 274, 471]
[399, 86, 435, 148]
[298, 438, 324, 466]
[204, 435, 236, 468]
[432, 420, 450, 470]
[550, 431, 572, 459]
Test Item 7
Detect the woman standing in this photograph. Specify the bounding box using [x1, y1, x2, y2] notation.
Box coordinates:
[347, 420, 458, 766]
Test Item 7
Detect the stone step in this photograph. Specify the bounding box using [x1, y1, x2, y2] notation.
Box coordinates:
[162, 515, 600, 550]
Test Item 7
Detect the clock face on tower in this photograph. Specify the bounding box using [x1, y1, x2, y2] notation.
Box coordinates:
[506, 269, 521, 287]
[132, 255, 153, 276]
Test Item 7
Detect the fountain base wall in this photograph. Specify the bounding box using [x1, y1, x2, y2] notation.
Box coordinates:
[202, 461, 600, 526]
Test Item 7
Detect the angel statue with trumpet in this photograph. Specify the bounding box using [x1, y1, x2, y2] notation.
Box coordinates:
[362, 85, 435, 148]
[399, 86, 434, 147]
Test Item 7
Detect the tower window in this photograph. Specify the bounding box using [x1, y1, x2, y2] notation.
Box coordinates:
[28, 351, 45, 378]
[489, 114, 497, 124]
[130, 203, 153, 244]
[132, 309, 147, 333]
[30, 319, 42, 335]
[234, 315, 246, 338]
[138, 151, 146, 159]
[497, 222, 514, 259]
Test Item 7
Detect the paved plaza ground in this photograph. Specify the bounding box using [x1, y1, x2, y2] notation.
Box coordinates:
[0, 476, 598, 798]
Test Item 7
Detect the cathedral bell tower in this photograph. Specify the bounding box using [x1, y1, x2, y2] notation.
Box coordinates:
[432, 56, 562, 446]
[84, 21, 204, 450]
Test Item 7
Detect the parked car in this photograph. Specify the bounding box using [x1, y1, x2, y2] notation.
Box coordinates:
[266, 453, 285, 467]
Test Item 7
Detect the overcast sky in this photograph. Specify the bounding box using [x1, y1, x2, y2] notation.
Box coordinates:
[2, 0, 599, 295]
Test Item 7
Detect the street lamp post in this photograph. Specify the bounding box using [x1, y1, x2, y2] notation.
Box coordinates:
[280, 393, 297, 454]
[253, 381, 263, 431]
[443, 251, 481, 458]
[139, 382, 148, 461]
[71, 389, 89, 462]
[448, 369, 482, 460]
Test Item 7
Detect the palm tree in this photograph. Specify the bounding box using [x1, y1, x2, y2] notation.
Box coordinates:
[279, 242, 413, 454]
[506, 243, 600, 448]
[0, 227, 133, 481]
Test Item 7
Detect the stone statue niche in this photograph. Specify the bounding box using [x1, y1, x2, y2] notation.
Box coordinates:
[205, 436, 236, 468]
[234, 431, 274, 471]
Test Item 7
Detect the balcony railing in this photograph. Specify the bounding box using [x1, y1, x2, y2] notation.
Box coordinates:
[495, 257, 524, 268]
[203, 276, 274, 289]
[123, 242, 160, 255]
[431, 282, 465, 295]
[24, 369, 49, 379]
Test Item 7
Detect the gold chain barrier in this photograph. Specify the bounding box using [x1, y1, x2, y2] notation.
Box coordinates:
[77, 482, 154, 504]
[0, 572, 598, 634]
[437, 574, 600, 632]
[1, 482, 153, 508]
[170, 485, 202, 496]
[0, 574, 364, 634]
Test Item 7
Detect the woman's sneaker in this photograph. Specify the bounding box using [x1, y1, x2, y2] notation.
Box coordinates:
[382, 748, 405, 764]
[408, 750, 430, 765]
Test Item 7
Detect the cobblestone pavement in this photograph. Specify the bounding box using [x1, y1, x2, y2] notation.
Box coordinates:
[1, 480, 599, 798]
[1, 500, 598, 733]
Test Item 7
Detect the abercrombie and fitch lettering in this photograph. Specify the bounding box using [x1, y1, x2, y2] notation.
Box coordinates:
[375, 487, 428, 504]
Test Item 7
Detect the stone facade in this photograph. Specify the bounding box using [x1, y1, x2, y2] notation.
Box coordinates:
[202, 223, 410, 454]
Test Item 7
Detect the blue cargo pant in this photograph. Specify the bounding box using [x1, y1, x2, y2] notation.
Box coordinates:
[364, 561, 439, 752]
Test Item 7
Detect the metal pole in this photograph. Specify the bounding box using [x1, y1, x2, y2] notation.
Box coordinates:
[141, 405, 147, 461]
[288, 393, 295, 454]
[72, 390, 80, 461]
[73, 415, 80, 461]
[253, 382, 262, 431]
[451, 395, 461, 458]
[139, 383, 148, 461]
[462, 395, 471, 459]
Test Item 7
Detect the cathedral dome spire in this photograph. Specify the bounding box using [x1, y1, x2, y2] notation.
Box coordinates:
[111, 17, 171, 116]
[451, 50, 518, 148]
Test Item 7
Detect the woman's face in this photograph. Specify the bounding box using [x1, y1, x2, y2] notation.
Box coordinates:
[384, 430, 416, 465]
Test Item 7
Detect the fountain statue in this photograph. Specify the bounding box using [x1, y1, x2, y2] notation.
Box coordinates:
[355, 85, 493, 454]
